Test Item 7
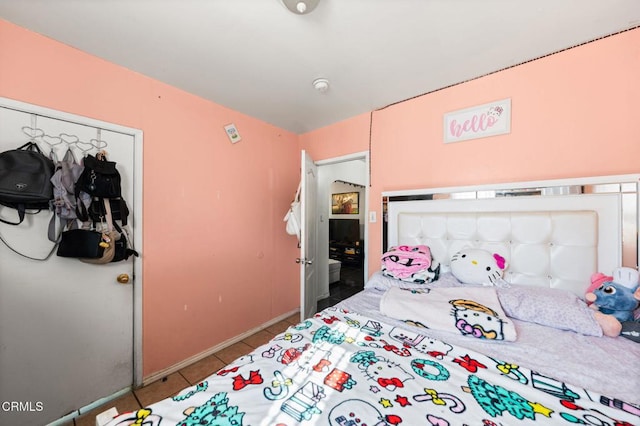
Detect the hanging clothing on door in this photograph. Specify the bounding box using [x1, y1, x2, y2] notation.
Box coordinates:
[284, 182, 301, 243]
[48, 147, 91, 241]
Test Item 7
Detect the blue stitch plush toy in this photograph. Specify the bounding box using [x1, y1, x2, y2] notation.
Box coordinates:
[586, 267, 640, 331]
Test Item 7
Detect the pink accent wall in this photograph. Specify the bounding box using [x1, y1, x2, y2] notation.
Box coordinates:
[301, 28, 640, 278]
[0, 19, 301, 376]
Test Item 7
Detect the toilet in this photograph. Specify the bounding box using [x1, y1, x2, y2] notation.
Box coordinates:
[328, 259, 341, 283]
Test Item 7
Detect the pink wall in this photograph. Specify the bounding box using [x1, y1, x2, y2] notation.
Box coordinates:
[301, 28, 640, 277]
[0, 19, 301, 376]
[3, 18, 638, 378]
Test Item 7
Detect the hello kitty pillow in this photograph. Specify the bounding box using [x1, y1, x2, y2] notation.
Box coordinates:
[450, 247, 508, 287]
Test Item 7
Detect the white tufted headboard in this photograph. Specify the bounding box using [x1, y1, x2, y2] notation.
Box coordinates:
[383, 175, 639, 297]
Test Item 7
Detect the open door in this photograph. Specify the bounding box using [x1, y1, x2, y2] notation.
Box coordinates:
[299, 150, 318, 321]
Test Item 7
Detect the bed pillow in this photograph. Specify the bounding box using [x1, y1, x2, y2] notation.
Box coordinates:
[365, 271, 463, 291]
[450, 247, 508, 286]
[381, 286, 517, 341]
[496, 286, 603, 336]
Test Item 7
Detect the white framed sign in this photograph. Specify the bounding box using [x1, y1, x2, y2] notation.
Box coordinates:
[224, 123, 242, 143]
[443, 98, 511, 143]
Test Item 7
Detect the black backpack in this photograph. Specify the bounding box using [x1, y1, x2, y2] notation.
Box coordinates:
[74, 152, 122, 221]
[0, 142, 55, 225]
[71, 152, 138, 262]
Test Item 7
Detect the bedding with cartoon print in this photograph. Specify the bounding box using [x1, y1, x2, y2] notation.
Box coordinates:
[381, 245, 440, 284]
[106, 307, 639, 426]
[380, 286, 518, 341]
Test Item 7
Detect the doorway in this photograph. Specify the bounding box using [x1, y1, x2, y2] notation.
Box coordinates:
[313, 152, 368, 311]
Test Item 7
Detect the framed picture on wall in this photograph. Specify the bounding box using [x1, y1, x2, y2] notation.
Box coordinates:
[332, 192, 359, 214]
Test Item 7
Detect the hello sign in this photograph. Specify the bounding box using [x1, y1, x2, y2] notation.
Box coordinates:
[443, 98, 511, 143]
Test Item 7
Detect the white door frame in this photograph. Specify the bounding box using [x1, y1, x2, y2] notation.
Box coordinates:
[0, 96, 144, 387]
[316, 150, 370, 286]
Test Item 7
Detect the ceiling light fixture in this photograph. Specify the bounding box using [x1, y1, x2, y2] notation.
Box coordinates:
[281, 0, 320, 15]
[312, 78, 330, 93]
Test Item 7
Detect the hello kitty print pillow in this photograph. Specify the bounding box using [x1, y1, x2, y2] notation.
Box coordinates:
[380, 286, 517, 341]
[450, 247, 508, 287]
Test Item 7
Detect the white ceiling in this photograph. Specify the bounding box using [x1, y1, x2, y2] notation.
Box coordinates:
[1, 1, 639, 134]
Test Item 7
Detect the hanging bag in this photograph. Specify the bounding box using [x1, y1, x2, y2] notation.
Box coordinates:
[75, 152, 121, 221]
[106, 199, 138, 262]
[283, 182, 302, 242]
[78, 196, 118, 264]
[56, 228, 106, 259]
[88, 197, 129, 225]
[77, 152, 121, 198]
[75, 198, 137, 263]
[79, 230, 117, 264]
[111, 232, 138, 262]
[100, 197, 138, 262]
[57, 218, 117, 263]
[0, 141, 55, 225]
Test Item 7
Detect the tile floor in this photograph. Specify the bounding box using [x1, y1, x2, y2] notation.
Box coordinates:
[67, 265, 364, 426]
[69, 314, 300, 426]
[317, 264, 365, 311]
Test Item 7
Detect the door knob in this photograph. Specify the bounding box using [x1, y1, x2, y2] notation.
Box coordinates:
[116, 273, 130, 284]
[295, 258, 313, 265]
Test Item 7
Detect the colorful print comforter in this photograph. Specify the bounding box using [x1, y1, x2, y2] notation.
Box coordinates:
[106, 307, 639, 426]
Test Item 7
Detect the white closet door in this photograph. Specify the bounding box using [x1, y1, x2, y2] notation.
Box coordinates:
[0, 105, 137, 426]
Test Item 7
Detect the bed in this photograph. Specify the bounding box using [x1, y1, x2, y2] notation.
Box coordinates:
[105, 175, 640, 426]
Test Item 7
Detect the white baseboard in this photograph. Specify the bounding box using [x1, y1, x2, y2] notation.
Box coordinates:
[47, 387, 130, 426]
[141, 308, 300, 386]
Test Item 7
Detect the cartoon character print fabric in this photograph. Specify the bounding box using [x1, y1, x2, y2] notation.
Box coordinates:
[106, 308, 639, 426]
[380, 286, 518, 341]
[450, 247, 508, 286]
[450, 299, 507, 340]
[381, 245, 441, 284]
